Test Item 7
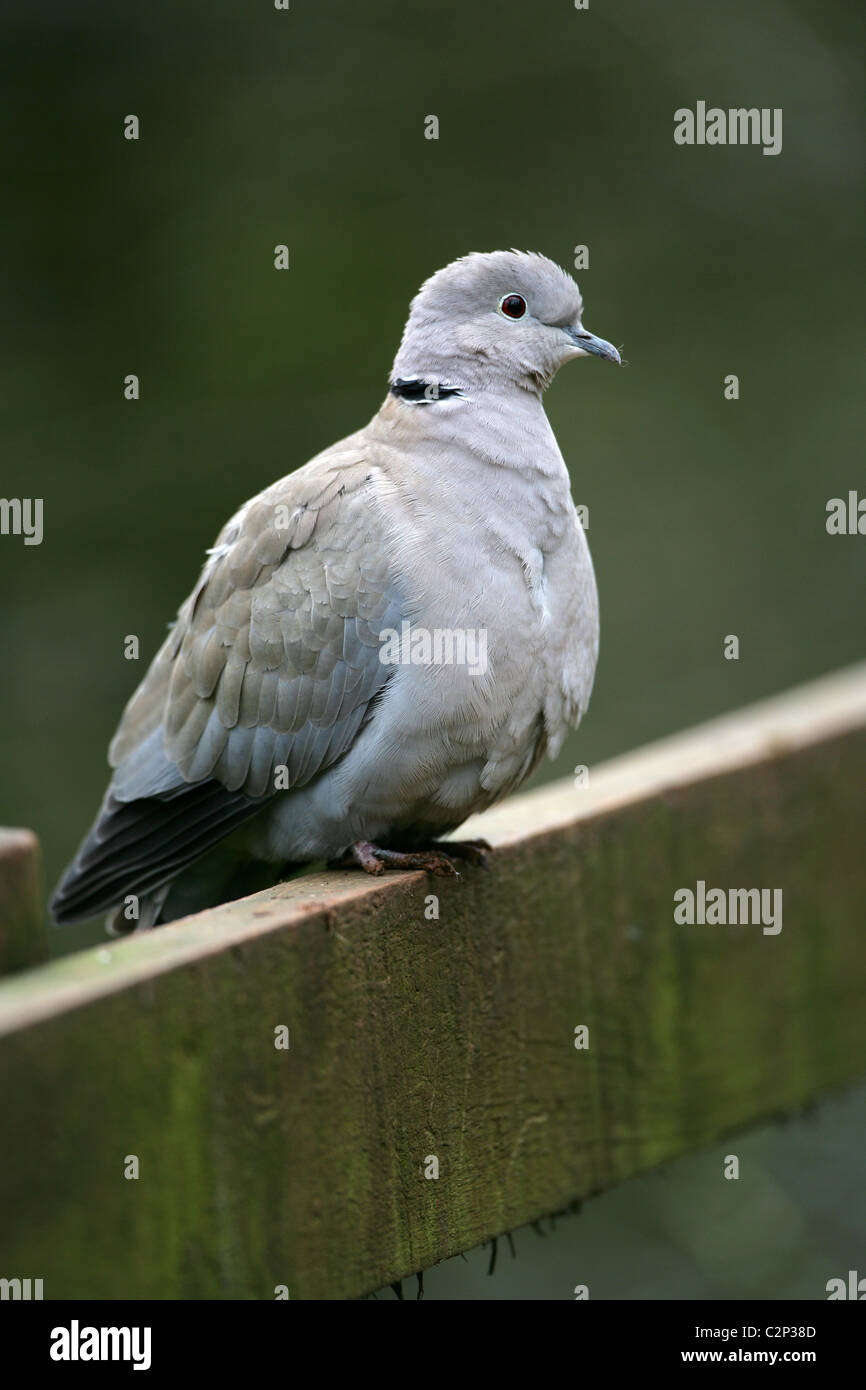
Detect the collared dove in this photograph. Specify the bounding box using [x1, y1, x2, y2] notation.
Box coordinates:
[51, 250, 621, 930]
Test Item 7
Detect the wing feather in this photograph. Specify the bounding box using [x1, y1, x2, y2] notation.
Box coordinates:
[51, 445, 402, 923]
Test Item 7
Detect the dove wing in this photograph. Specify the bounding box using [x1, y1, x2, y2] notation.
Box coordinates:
[51, 444, 402, 921]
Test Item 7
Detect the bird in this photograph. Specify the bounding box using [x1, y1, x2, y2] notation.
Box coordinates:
[51, 250, 621, 931]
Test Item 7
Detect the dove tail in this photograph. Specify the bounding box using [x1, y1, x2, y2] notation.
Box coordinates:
[50, 779, 264, 926]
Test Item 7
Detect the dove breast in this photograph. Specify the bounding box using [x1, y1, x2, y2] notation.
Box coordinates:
[251, 394, 599, 863]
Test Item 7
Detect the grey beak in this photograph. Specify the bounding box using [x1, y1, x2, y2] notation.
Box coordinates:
[567, 325, 621, 365]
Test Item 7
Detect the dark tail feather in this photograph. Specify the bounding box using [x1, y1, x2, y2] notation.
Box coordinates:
[50, 779, 264, 925]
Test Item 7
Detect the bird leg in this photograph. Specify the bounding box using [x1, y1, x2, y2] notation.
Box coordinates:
[332, 840, 482, 878]
[332, 837, 492, 877]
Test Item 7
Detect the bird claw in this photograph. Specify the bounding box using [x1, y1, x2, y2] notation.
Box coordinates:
[332, 841, 462, 878]
[425, 837, 492, 869]
[330, 837, 494, 878]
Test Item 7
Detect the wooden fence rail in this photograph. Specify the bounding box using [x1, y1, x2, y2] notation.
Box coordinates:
[0, 663, 865, 1299]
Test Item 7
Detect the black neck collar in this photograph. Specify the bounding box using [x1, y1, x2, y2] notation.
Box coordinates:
[390, 377, 466, 403]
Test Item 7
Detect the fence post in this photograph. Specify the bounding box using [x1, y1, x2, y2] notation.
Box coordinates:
[0, 828, 46, 976]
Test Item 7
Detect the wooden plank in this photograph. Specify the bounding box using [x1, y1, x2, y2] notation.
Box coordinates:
[0, 828, 46, 977]
[0, 663, 864, 1299]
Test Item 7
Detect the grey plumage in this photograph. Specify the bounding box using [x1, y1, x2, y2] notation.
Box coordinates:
[51, 250, 620, 929]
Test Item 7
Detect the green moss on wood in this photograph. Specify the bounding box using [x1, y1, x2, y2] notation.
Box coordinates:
[0, 731, 865, 1298]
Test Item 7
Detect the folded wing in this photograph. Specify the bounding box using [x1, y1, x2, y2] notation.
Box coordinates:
[51, 448, 401, 922]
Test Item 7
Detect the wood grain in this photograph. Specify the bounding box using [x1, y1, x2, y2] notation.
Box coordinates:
[0, 664, 864, 1299]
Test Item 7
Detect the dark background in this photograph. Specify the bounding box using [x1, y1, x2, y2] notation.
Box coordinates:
[1, 0, 863, 1299]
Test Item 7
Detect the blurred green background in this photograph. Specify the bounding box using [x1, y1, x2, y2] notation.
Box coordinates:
[1, 0, 863, 1299]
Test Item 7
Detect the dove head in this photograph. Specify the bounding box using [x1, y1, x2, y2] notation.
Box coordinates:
[390, 250, 620, 397]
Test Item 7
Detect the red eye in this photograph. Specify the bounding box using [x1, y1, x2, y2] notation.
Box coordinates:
[499, 293, 527, 319]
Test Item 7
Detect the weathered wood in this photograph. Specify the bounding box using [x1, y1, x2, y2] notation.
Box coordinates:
[0, 828, 46, 977]
[0, 664, 864, 1299]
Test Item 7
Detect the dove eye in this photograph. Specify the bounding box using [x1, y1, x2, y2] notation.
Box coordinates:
[499, 293, 527, 320]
